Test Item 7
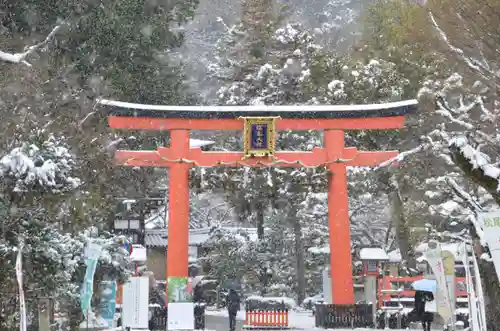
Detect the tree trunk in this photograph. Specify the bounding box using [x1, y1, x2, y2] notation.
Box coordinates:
[235, 195, 251, 225]
[292, 215, 306, 304]
[385, 173, 415, 270]
[470, 232, 500, 331]
[479, 258, 500, 331]
[256, 201, 264, 240]
[450, 140, 500, 330]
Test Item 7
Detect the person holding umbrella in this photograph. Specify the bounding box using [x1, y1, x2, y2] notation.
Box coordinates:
[411, 279, 437, 331]
[227, 288, 241, 331]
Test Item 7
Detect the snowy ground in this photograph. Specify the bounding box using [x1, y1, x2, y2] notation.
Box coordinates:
[204, 308, 444, 331]
[205, 308, 316, 329]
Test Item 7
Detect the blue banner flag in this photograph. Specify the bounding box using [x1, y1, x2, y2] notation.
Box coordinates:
[80, 242, 102, 316]
[98, 281, 117, 327]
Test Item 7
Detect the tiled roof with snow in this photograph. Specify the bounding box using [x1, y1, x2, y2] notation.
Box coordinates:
[145, 227, 258, 247]
[359, 247, 389, 261]
[387, 249, 402, 263]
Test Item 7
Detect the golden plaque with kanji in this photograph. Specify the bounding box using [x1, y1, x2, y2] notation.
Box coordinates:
[240, 117, 280, 158]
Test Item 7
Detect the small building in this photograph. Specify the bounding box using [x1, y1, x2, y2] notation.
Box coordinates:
[144, 227, 258, 280]
[144, 228, 204, 280]
[387, 249, 402, 275]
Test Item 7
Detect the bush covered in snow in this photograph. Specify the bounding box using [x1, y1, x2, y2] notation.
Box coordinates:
[0, 135, 81, 194]
[245, 295, 296, 310]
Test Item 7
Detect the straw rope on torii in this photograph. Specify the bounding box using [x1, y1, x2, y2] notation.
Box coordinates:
[114, 148, 398, 168]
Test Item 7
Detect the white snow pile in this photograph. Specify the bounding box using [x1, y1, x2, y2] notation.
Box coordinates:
[246, 295, 297, 309]
[0, 135, 81, 193]
[79, 311, 109, 328]
[359, 247, 389, 261]
[274, 24, 311, 45]
[75, 228, 133, 269]
[309, 245, 330, 254]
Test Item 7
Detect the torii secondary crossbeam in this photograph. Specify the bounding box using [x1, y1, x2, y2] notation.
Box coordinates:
[103, 99, 417, 305]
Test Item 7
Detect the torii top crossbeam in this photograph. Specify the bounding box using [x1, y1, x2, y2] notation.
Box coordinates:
[104, 99, 417, 131]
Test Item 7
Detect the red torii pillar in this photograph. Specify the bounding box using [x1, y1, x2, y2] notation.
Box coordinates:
[104, 99, 417, 305]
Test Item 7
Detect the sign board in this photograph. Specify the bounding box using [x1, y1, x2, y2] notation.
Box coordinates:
[16, 245, 27, 331]
[168, 302, 194, 330]
[130, 245, 147, 262]
[241, 117, 279, 158]
[322, 268, 332, 304]
[122, 277, 149, 329]
[478, 211, 500, 279]
[471, 245, 488, 331]
[366, 260, 378, 274]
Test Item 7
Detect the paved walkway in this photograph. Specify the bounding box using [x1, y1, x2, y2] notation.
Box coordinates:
[206, 315, 243, 331]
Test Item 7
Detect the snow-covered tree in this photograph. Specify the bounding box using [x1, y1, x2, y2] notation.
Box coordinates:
[201, 17, 425, 300]
[0, 0, 200, 236]
[0, 137, 133, 330]
[417, 72, 500, 327]
[204, 221, 329, 298]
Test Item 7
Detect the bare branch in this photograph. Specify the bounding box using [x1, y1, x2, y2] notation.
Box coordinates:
[428, 12, 499, 88]
[0, 24, 64, 66]
[445, 176, 483, 212]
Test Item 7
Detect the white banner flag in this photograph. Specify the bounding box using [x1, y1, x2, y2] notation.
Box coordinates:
[441, 250, 456, 308]
[478, 211, 500, 280]
[425, 243, 453, 325]
[16, 243, 27, 331]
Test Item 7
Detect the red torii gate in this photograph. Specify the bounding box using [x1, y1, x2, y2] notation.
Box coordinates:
[103, 99, 417, 305]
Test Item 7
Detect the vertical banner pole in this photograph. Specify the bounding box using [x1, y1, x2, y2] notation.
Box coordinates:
[16, 240, 27, 331]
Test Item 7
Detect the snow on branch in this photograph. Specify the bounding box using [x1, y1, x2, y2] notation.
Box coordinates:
[436, 95, 497, 146]
[0, 135, 81, 193]
[428, 13, 497, 87]
[449, 136, 500, 203]
[347, 138, 434, 177]
[0, 24, 64, 67]
[445, 176, 483, 212]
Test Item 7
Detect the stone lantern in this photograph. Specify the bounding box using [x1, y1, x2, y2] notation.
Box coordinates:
[359, 247, 390, 325]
